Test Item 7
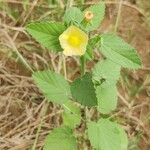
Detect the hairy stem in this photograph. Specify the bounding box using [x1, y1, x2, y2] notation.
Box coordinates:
[80, 56, 86, 76]
[63, 55, 67, 79]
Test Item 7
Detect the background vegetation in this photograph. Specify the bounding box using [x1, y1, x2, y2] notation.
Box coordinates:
[0, 0, 149, 149]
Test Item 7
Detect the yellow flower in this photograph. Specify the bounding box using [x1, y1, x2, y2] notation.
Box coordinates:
[59, 25, 88, 56]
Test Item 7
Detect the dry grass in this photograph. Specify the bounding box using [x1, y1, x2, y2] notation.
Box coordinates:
[0, 0, 150, 149]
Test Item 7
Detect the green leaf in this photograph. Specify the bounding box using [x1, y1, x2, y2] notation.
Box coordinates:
[92, 59, 121, 83]
[63, 101, 81, 129]
[87, 118, 128, 150]
[63, 7, 84, 25]
[118, 125, 129, 150]
[85, 35, 101, 60]
[32, 70, 71, 104]
[92, 59, 120, 114]
[44, 126, 77, 150]
[100, 33, 141, 69]
[96, 81, 117, 114]
[84, 2, 105, 31]
[71, 73, 97, 107]
[26, 22, 66, 52]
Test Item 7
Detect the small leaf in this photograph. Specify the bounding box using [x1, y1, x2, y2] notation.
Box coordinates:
[84, 2, 105, 31]
[32, 70, 71, 104]
[87, 118, 128, 150]
[63, 101, 81, 129]
[26, 22, 66, 52]
[63, 7, 84, 25]
[92, 59, 121, 83]
[100, 33, 141, 69]
[96, 81, 117, 114]
[44, 126, 77, 150]
[71, 73, 97, 107]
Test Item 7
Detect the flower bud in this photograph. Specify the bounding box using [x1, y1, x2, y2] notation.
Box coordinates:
[84, 11, 94, 22]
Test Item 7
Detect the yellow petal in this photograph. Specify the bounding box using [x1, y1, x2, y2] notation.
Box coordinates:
[59, 25, 88, 56]
[63, 48, 85, 56]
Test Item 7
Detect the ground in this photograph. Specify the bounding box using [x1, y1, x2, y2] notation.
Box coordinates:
[0, 0, 150, 150]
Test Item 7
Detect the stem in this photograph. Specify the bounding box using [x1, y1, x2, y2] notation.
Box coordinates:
[1, 29, 34, 73]
[16, 50, 34, 73]
[114, 0, 123, 33]
[63, 55, 67, 79]
[80, 56, 86, 76]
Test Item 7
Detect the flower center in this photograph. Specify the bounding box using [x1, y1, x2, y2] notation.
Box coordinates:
[68, 35, 81, 47]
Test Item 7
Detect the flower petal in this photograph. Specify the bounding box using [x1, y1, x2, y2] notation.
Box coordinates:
[59, 25, 88, 56]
